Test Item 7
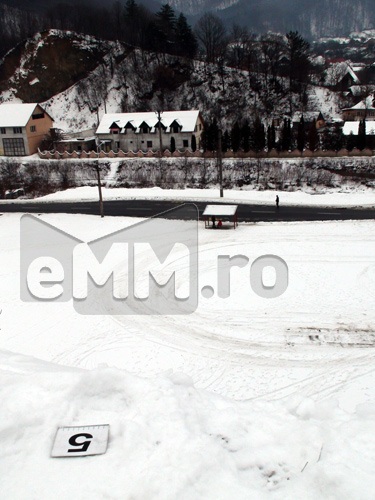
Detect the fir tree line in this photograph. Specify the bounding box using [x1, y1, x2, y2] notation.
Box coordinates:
[201, 116, 370, 153]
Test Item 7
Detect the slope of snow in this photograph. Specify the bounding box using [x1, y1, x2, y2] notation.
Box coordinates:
[2, 212, 375, 498]
[2, 349, 375, 500]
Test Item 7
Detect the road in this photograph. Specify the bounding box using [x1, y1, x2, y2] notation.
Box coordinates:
[1, 199, 375, 222]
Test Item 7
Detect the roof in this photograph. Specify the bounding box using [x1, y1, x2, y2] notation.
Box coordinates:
[346, 64, 361, 84]
[344, 95, 375, 111]
[96, 110, 201, 135]
[59, 136, 96, 143]
[325, 61, 360, 86]
[203, 205, 238, 217]
[0, 103, 50, 127]
[343, 121, 375, 135]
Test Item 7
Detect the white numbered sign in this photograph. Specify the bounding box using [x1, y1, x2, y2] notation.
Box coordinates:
[51, 425, 110, 458]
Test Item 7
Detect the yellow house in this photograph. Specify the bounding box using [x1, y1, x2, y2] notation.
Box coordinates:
[0, 103, 53, 156]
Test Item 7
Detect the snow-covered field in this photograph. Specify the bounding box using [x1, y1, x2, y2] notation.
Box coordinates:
[1, 212, 375, 499]
[4, 184, 375, 207]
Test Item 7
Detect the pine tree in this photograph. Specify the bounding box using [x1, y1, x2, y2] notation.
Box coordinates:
[252, 117, 266, 153]
[308, 119, 319, 151]
[123, 0, 140, 46]
[201, 119, 219, 151]
[281, 118, 292, 151]
[191, 134, 197, 152]
[222, 130, 230, 152]
[321, 126, 344, 151]
[267, 123, 276, 150]
[170, 136, 176, 152]
[155, 4, 177, 54]
[241, 120, 251, 152]
[357, 119, 366, 150]
[296, 116, 306, 151]
[286, 31, 310, 91]
[230, 122, 241, 152]
[346, 132, 357, 151]
[174, 13, 198, 58]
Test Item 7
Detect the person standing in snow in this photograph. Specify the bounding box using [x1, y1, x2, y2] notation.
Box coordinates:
[275, 195, 279, 209]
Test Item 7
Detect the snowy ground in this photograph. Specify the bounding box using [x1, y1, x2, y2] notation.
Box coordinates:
[1, 213, 375, 499]
[3, 184, 375, 207]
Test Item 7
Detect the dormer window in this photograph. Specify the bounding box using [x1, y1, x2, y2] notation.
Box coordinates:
[109, 121, 121, 134]
[139, 121, 151, 134]
[170, 120, 182, 134]
[124, 121, 136, 135]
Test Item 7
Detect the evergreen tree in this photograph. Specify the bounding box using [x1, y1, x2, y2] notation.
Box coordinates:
[155, 4, 177, 54]
[222, 130, 230, 152]
[308, 119, 319, 151]
[281, 118, 292, 151]
[230, 122, 241, 152]
[357, 119, 366, 150]
[286, 31, 310, 91]
[201, 119, 219, 151]
[123, 0, 142, 46]
[296, 115, 306, 151]
[241, 119, 251, 152]
[346, 132, 356, 151]
[331, 126, 344, 151]
[170, 136, 176, 152]
[252, 117, 266, 152]
[267, 123, 276, 150]
[174, 13, 198, 58]
[191, 134, 197, 152]
[321, 126, 344, 151]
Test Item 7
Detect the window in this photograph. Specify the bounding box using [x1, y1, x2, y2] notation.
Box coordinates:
[3, 138, 26, 156]
[13, 127, 22, 134]
[199, 124, 202, 131]
[30, 125, 36, 132]
[32, 112, 44, 120]
[147, 140, 152, 148]
[0, 128, 5, 134]
[110, 129, 119, 134]
[77, 145, 82, 151]
[183, 139, 189, 148]
[116, 141, 120, 149]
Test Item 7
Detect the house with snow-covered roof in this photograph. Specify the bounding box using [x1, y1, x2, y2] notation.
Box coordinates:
[343, 95, 375, 121]
[96, 110, 204, 153]
[325, 61, 361, 91]
[0, 103, 53, 156]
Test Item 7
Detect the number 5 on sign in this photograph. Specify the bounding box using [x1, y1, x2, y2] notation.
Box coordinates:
[51, 425, 110, 457]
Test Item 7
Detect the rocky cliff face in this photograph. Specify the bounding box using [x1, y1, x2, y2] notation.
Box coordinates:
[0, 30, 114, 102]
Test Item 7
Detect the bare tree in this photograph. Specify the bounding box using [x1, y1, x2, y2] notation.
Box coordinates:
[195, 13, 227, 64]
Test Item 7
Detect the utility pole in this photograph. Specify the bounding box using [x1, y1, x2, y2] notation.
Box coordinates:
[218, 129, 223, 198]
[95, 161, 104, 218]
[96, 142, 104, 217]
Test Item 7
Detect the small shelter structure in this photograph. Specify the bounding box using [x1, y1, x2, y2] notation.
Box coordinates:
[203, 204, 238, 229]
